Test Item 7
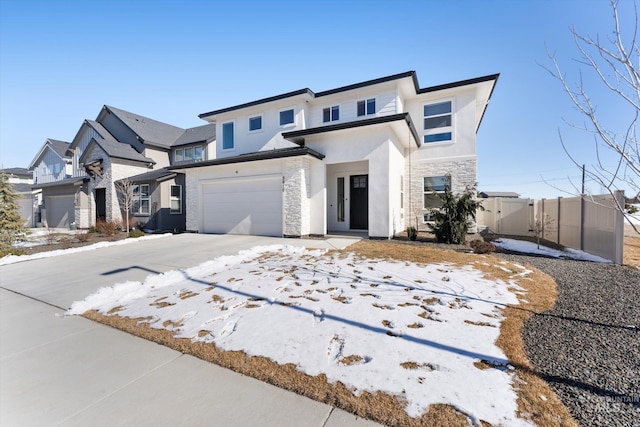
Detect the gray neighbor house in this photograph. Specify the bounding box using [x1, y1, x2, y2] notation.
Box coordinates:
[28, 106, 215, 231]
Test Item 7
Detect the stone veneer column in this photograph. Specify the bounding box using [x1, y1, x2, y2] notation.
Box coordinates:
[283, 157, 311, 237]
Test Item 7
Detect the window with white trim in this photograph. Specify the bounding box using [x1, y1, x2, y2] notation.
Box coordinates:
[423, 175, 451, 220]
[133, 184, 150, 215]
[279, 109, 295, 126]
[423, 101, 452, 143]
[323, 106, 339, 123]
[357, 98, 375, 116]
[174, 145, 205, 163]
[222, 122, 234, 150]
[249, 115, 262, 132]
[170, 185, 182, 214]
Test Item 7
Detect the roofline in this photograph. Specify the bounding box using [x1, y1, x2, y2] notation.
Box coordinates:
[79, 138, 156, 166]
[170, 139, 211, 148]
[116, 171, 179, 184]
[32, 176, 89, 190]
[315, 71, 417, 97]
[168, 147, 325, 170]
[282, 113, 421, 147]
[199, 88, 314, 119]
[417, 73, 500, 94]
[28, 139, 69, 170]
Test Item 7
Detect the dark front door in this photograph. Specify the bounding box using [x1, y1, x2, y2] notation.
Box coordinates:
[95, 188, 106, 222]
[350, 175, 368, 230]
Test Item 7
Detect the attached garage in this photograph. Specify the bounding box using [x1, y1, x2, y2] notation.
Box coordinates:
[201, 175, 283, 237]
[46, 195, 75, 228]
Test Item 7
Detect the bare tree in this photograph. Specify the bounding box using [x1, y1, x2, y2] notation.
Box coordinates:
[114, 178, 135, 233]
[544, 0, 640, 233]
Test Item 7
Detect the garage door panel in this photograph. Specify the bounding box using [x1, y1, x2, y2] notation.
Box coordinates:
[201, 176, 283, 237]
[47, 196, 74, 228]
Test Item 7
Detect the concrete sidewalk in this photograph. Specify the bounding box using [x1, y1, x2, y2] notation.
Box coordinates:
[0, 234, 379, 426]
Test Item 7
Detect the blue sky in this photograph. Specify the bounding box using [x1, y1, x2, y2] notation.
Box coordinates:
[0, 0, 632, 199]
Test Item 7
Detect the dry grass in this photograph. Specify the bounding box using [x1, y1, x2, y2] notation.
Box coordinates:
[624, 224, 640, 268]
[81, 239, 578, 427]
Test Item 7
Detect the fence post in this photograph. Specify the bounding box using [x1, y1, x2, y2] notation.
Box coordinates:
[614, 190, 625, 264]
[580, 193, 585, 250]
[557, 197, 562, 244]
[541, 198, 545, 237]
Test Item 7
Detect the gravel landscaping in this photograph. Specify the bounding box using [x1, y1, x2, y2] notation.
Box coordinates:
[495, 252, 640, 427]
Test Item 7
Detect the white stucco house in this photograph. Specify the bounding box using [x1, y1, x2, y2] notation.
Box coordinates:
[170, 71, 499, 238]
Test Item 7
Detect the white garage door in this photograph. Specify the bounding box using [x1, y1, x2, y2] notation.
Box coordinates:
[201, 176, 283, 236]
[47, 196, 74, 228]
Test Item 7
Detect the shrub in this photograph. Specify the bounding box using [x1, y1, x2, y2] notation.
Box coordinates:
[469, 239, 496, 254]
[406, 226, 417, 241]
[0, 247, 25, 258]
[96, 220, 120, 236]
[76, 232, 90, 243]
[427, 185, 483, 244]
[128, 230, 145, 238]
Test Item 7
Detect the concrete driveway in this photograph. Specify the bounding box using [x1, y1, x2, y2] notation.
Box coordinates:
[0, 233, 379, 426]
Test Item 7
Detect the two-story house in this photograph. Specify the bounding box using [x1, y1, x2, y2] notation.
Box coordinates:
[29, 106, 215, 230]
[170, 71, 498, 238]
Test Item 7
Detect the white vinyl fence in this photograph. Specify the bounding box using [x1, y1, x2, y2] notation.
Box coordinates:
[478, 191, 625, 264]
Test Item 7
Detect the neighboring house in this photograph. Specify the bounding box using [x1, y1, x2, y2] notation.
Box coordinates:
[479, 191, 521, 198]
[170, 71, 499, 238]
[28, 139, 78, 228]
[0, 167, 38, 227]
[29, 107, 215, 230]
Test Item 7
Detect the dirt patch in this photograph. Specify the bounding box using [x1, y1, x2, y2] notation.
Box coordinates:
[18, 231, 128, 255]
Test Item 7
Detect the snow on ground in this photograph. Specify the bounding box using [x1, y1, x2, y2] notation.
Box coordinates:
[0, 234, 172, 266]
[493, 238, 613, 263]
[69, 245, 533, 426]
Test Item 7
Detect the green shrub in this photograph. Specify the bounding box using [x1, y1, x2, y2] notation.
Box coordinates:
[128, 230, 145, 238]
[427, 185, 483, 244]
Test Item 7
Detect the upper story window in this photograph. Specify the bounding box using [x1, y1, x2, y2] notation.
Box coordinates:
[323, 105, 339, 123]
[222, 122, 234, 150]
[249, 115, 262, 132]
[423, 101, 452, 143]
[175, 145, 205, 163]
[279, 109, 295, 126]
[357, 98, 375, 117]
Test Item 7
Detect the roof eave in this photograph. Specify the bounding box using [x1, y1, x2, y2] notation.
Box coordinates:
[199, 88, 315, 119]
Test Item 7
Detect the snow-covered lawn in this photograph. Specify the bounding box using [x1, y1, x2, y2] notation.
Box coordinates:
[69, 245, 534, 426]
[0, 234, 172, 266]
[493, 238, 612, 263]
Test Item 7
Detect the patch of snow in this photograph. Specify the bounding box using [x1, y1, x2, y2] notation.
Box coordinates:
[68, 244, 533, 426]
[0, 234, 172, 266]
[493, 238, 612, 263]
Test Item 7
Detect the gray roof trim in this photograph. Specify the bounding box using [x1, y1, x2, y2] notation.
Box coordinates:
[417, 73, 500, 94]
[168, 147, 325, 170]
[282, 113, 421, 147]
[199, 89, 314, 119]
[79, 137, 156, 165]
[118, 168, 179, 183]
[32, 176, 89, 190]
[315, 71, 418, 97]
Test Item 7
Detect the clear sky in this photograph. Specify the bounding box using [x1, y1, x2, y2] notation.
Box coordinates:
[0, 0, 633, 199]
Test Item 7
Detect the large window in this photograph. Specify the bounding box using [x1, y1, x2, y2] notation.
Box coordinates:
[423, 101, 452, 143]
[323, 106, 339, 123]
[357, 98, 375, 117]
[133, 184, 150, 215]
[222, 122, 234, 150]
[279, 109, 295, 126]
[423, 175, 451, 220]
[175, 145, 205, 163]
[249, 115, 262, 131]
[170, 185, 182, 214]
